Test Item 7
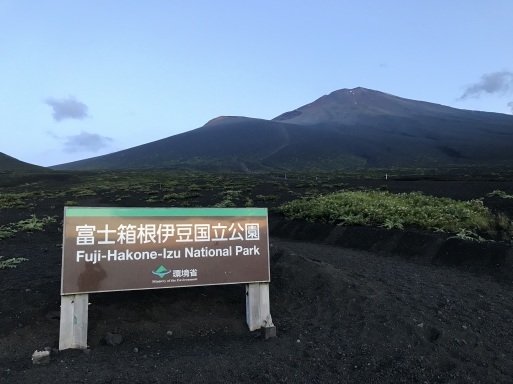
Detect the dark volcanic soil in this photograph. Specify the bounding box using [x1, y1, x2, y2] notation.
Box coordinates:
[1, 172, 513, 383]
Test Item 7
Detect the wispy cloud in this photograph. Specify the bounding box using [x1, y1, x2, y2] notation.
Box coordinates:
[508, 101, 513, 114]
[459, 71, 513, 100]
[62, 131, 113, 153]
[44, 96, 90, 121]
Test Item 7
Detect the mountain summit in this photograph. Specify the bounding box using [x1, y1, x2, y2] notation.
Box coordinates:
[273, 87, 468, 125]
[52, 88, 513, 172]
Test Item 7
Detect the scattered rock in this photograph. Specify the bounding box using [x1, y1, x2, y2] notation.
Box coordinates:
[32, 350, 51, 365]
[105, 333, 123, 346]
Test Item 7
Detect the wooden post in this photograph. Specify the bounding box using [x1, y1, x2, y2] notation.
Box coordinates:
[59, 294, 89, 350]
[246, 283, 275, 337]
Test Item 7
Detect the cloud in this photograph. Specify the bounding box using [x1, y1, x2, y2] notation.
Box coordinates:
[63, 131, 113, 153]
[459, 71, 513, 100]
[44, 96, 89, 121]
[508, 101, 513, 114]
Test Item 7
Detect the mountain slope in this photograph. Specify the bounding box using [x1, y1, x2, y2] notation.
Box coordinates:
[52, 117, 296, 171]
[52, 88, 513, 171]
[273, 87, 475, 124]
[0, 152, 49, 173]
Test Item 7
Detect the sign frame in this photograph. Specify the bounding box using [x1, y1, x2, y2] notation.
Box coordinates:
[61, 207, 271, 295]
[59, 206, 275, 350]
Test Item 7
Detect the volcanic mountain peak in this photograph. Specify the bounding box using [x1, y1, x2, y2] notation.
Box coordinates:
[51, 87, 513, 172]
[273, 87, 463, 125]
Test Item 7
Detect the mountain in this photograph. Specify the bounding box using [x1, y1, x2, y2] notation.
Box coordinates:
[52, 88, 513, 172]
[0, 152, 50, 173]
[273, 87, 473, 124]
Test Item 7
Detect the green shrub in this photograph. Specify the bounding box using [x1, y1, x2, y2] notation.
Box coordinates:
[0, 192, 32, 208]
[72, 188, 97, 197]
[0, 257, 28, 269]
[449, 229, 486, 242]
[256, 194, 278, 201]
[223, 190, 243, 199]
[15, 215, 56, 232]
[278, 190, 498, 234]
[0, 226, 16, 240]
[163, 192, 202, 200]
[487, 190, 513, 199]
[214, 198, 236, 208]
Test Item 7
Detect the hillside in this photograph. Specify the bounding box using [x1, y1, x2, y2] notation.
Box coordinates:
[52, 88, 513, 172]
[0, 152, 50, 173]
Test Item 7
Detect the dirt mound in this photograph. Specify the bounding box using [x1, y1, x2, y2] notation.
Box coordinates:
[270, 217, 513, 283]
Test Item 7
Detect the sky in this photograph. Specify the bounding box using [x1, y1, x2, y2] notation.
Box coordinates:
[1, 1, 513, 167]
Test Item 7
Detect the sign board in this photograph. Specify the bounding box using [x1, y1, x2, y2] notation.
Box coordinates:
[61, 207, 270, 295]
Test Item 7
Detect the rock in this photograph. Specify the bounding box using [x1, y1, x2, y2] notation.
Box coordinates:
[417, 323, 424, 328]
[166, 330, 173, 336]
[105, 333, 123, 346]
[133, 348, 139, 353]
[32, 350, 51, 365]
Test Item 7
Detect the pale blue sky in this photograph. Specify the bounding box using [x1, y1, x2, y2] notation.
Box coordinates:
[1, 1, 512, 166]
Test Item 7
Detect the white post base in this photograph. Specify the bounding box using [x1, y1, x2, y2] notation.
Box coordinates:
[246, 283, 274, 331]
[59, 294, 89, 350]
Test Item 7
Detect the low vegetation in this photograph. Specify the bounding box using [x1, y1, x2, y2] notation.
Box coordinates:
[1, 170, 512, 244]
[487, 190, 513, 199]
[0, 256, 28, 269]
[0, 192, 32, 208]
[279, 190, 508, 235]
[0, 215, 56, 242]
[0, 226, 15, 240]
[14, 215, 56, 231]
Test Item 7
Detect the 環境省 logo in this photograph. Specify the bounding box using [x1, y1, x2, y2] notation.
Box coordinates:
[152, 265, 172, 279]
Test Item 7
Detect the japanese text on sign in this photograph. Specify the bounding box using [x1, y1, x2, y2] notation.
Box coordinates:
[76, 222, 260, 245]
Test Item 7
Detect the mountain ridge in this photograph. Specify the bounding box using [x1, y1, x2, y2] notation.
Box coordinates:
[0, 152, 50, 173]
[49, 87, 513, 172]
